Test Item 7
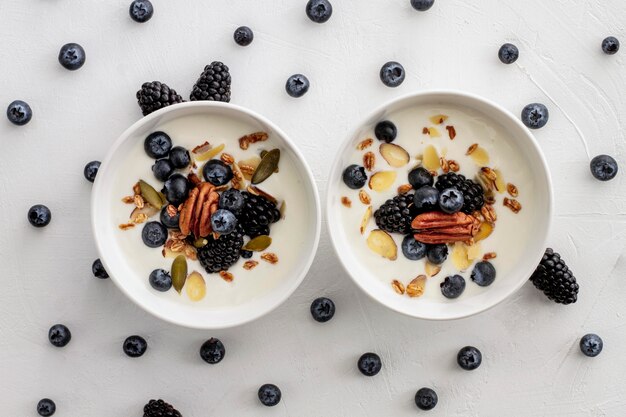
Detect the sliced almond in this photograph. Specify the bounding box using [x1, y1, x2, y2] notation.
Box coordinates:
[195, 143, 225, 162]
[451, 242, 471, 271]
[366, 229, 397, 260]
[425, 127, 441, 137]
[368, 171, 397, 192]
[422, 145, 440, 171]
[467, 242, 482, 260]
[380, 143, 410, 168]
[425, 262, 441, 277]
[186, 271, 206, 302]
[474, 222, 493, 242]
[429, 115, 448, 125]
[494, 169, 506, 194]
[391, 280, 405, 295]
[406, 275, 427, 297]
[469, 146, 490, 166]
[279, 201, 286, 219]
[360, 206, 372, 235]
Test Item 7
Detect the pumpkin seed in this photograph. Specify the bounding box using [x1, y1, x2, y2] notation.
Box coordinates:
[243, 235, 272, 251]
[252, 149, 280, 184]
[139, 180, 164, 209]
[171, 255, 188, 294]
[193, 238, 208, 248]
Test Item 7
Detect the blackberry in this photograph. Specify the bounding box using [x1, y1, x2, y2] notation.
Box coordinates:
[197, 225, 244, 273]
[435, 172, 484, 214]
[238, 192, 281, 237]
[190, 62, 231, 102]
[136, 81, 184, 116]
[373, 193, 416, 234]
[143, 399, 182, 417]
[530, 248, 579, 305]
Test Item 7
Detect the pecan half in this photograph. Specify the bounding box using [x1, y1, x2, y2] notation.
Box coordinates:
[238, 132, 268, 150]
[363, 152, 375, 171]
[412, 211, 480, 244]
[357, 138, 373, 150]
[446, 125, 456, 140]
[179, 187, 199, 236]
[188, 172, 202, 186]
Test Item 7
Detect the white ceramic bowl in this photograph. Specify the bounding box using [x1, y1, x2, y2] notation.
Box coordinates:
[327, 90, 552, 320]
[92, 102, 321, 329]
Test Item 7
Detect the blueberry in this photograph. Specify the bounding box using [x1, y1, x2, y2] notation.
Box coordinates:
[402, 235, 427, 261]
[200, 338, 225, 364]
[358, 352, 382, 376]
[149, 269, 172, 292]
[211, 209, 238, 234]
[152, 158, 175, 182]
[129, 0, 154, 23]
[83, 160, 101, 183]
[258, 384, 282, 407]
[141, 221, 168, 248]
[590, 154, 618, 181]
[438, 187, 464, 214]
[203, 160, 233, 186]
[162, 174, 191, 205]
[413, 186, 439, 211]
[234, 26, 254, 46]
[219, 189, 245, 214]
[410, 0, 435, 11]
[427, 244, 448, 265]
[37, 398, 56, 416]
[6, 100, 32, 125]
[440, 275, 466, 299]
[160, 205, 180, 229]
[580, 333, 603, 357]
[380, 61, 405, 88]
[408, 167, 434, 189]
[48, 324, 71, 348]
[240, 250, 253, 259]
[306, 0, 333, 23]
[342, 164, 367, 189]
[602, 36, 620, 55]
[92, 258, 109, 279]
[144, 131, 172, 159]
[415, 387, 438, 411]
[521, 103, 549, 129]
[471, 261, 496, 286]
[286, 74, 310, 98]
[169, 146, 190, 169]
[58, 43, 86, 71]
[123, 335, 147, 358]
[310, 297, 335, 323]
[28, 204, 52, 228]
[457, 346, 482, 370]
[374, 120, 397, 143]
[498, 43, 519, 64]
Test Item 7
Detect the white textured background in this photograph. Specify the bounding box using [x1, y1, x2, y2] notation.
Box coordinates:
[1, 0, 625, 415]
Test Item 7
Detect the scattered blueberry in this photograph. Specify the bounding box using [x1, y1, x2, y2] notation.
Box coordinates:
[203, 160, 234, 186]
[123, 335, 148, 358]
[48, 324, 71, 348]
[498, 43, 519, 64]
[380, 61, 405, 88]
[200, 338, 225, 364]
[602, 36, 620, 55]
[374, 120, 397, 143]
[129, 0, 154, 23]
[415, 387, 438, 411]
[240, 250, 253, 259]
[28, 204, 52, 228]
[58, 43, 86, 71]
[141, 221, 168, 248]
[37, 398, 56, 416]
[457, 346, 482, 370]
[310, 297, 335, 322]
[306, 0, 333, 23]
[438, 187, 464, 214]
[258, 384, 282, 407]
[410, 0, 435, 11]
[440, 275, 466, 299]
[144, 132, 172, 159]
[6, 100, 32, 125]
[234, 26, 254, 46]
[92, 258, 109, 279]
[408, 167, 434, 189]
[413, 186, 439, 211]
[590, 155, 618, 181]
[521, 103, 549, 129]
[471, 261, 496, 286]
[149, 269, 172, 292]
[342, 164, 367, 189]
[162, 174, 191, 205]
[358, 352, 382, 376]
[211, 209, 238, 234]
[580, 333, 603, 357]
[286, 74, 310, 98]
[219, 189, 245, 214]
[83, 161, 101, 183]
[402, 235, 427, 260]
[169, 146, 190, 169]
[427, 244, 448, 265]
[160, 205, 180, 229]
[152, 158, 175, 181]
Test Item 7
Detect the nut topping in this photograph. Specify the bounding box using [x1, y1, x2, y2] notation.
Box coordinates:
[357, 138, 374, 150]
[446, 125, 456, 140]
[483, 252, 497, 260]
[391, 280, 405, 295]
[220, 153, 235, 165]
[238, 131, 268, 150]
[448, 159, 460, 172]
[122, 196, 135, 204]
[411, 212, 480, 245]
[261, 252, 279, 264]
[219, 271, 234, 282]
[503, 197, 522, 213]
[243, 260, 259, 270]
[466, 144, 478, 155]
[406, 275, 427, 297]
[397, 184, 412, 194]
[481, 204, 497, 224]
[429, 114, 449, 125]
[359, 190, 371, 205]
[119, 222, 135, 230]
[439, 157, 450, 174]
[507, 183, 519, 197]
[134, 194, 145, 209]
[341, 196, 352, 208]
[363, 152, 375, 171]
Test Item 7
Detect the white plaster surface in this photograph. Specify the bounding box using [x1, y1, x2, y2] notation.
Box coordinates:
[1, 0, 626, 415]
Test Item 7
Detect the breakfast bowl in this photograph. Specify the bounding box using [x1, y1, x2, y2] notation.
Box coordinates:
[327, 90, 552, 320]
[92, 102, 320, 329]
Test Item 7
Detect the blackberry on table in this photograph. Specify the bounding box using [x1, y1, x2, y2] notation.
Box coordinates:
[530, 248, 579, 304]
[190, 62, 231, 102]
[435, 172, 484, 214]
[136, 81, 184, 116]
[373, 193, 416, 234]
[238, 192, 281, 237]
[143, 399, 182, 417]
[197, 225, 244, 273]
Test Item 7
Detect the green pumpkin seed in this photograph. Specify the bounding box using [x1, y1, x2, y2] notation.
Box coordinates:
[193, 238, 208, 248]
[252, 149, 280, 184]
[171, 255, 188, 294]
[139, 180, 164, 209]
[243, 235, 272, 251]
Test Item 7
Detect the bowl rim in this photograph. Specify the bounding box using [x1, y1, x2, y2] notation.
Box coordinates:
[325, 89, 553, 321]
[91, 101, 321, 329]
